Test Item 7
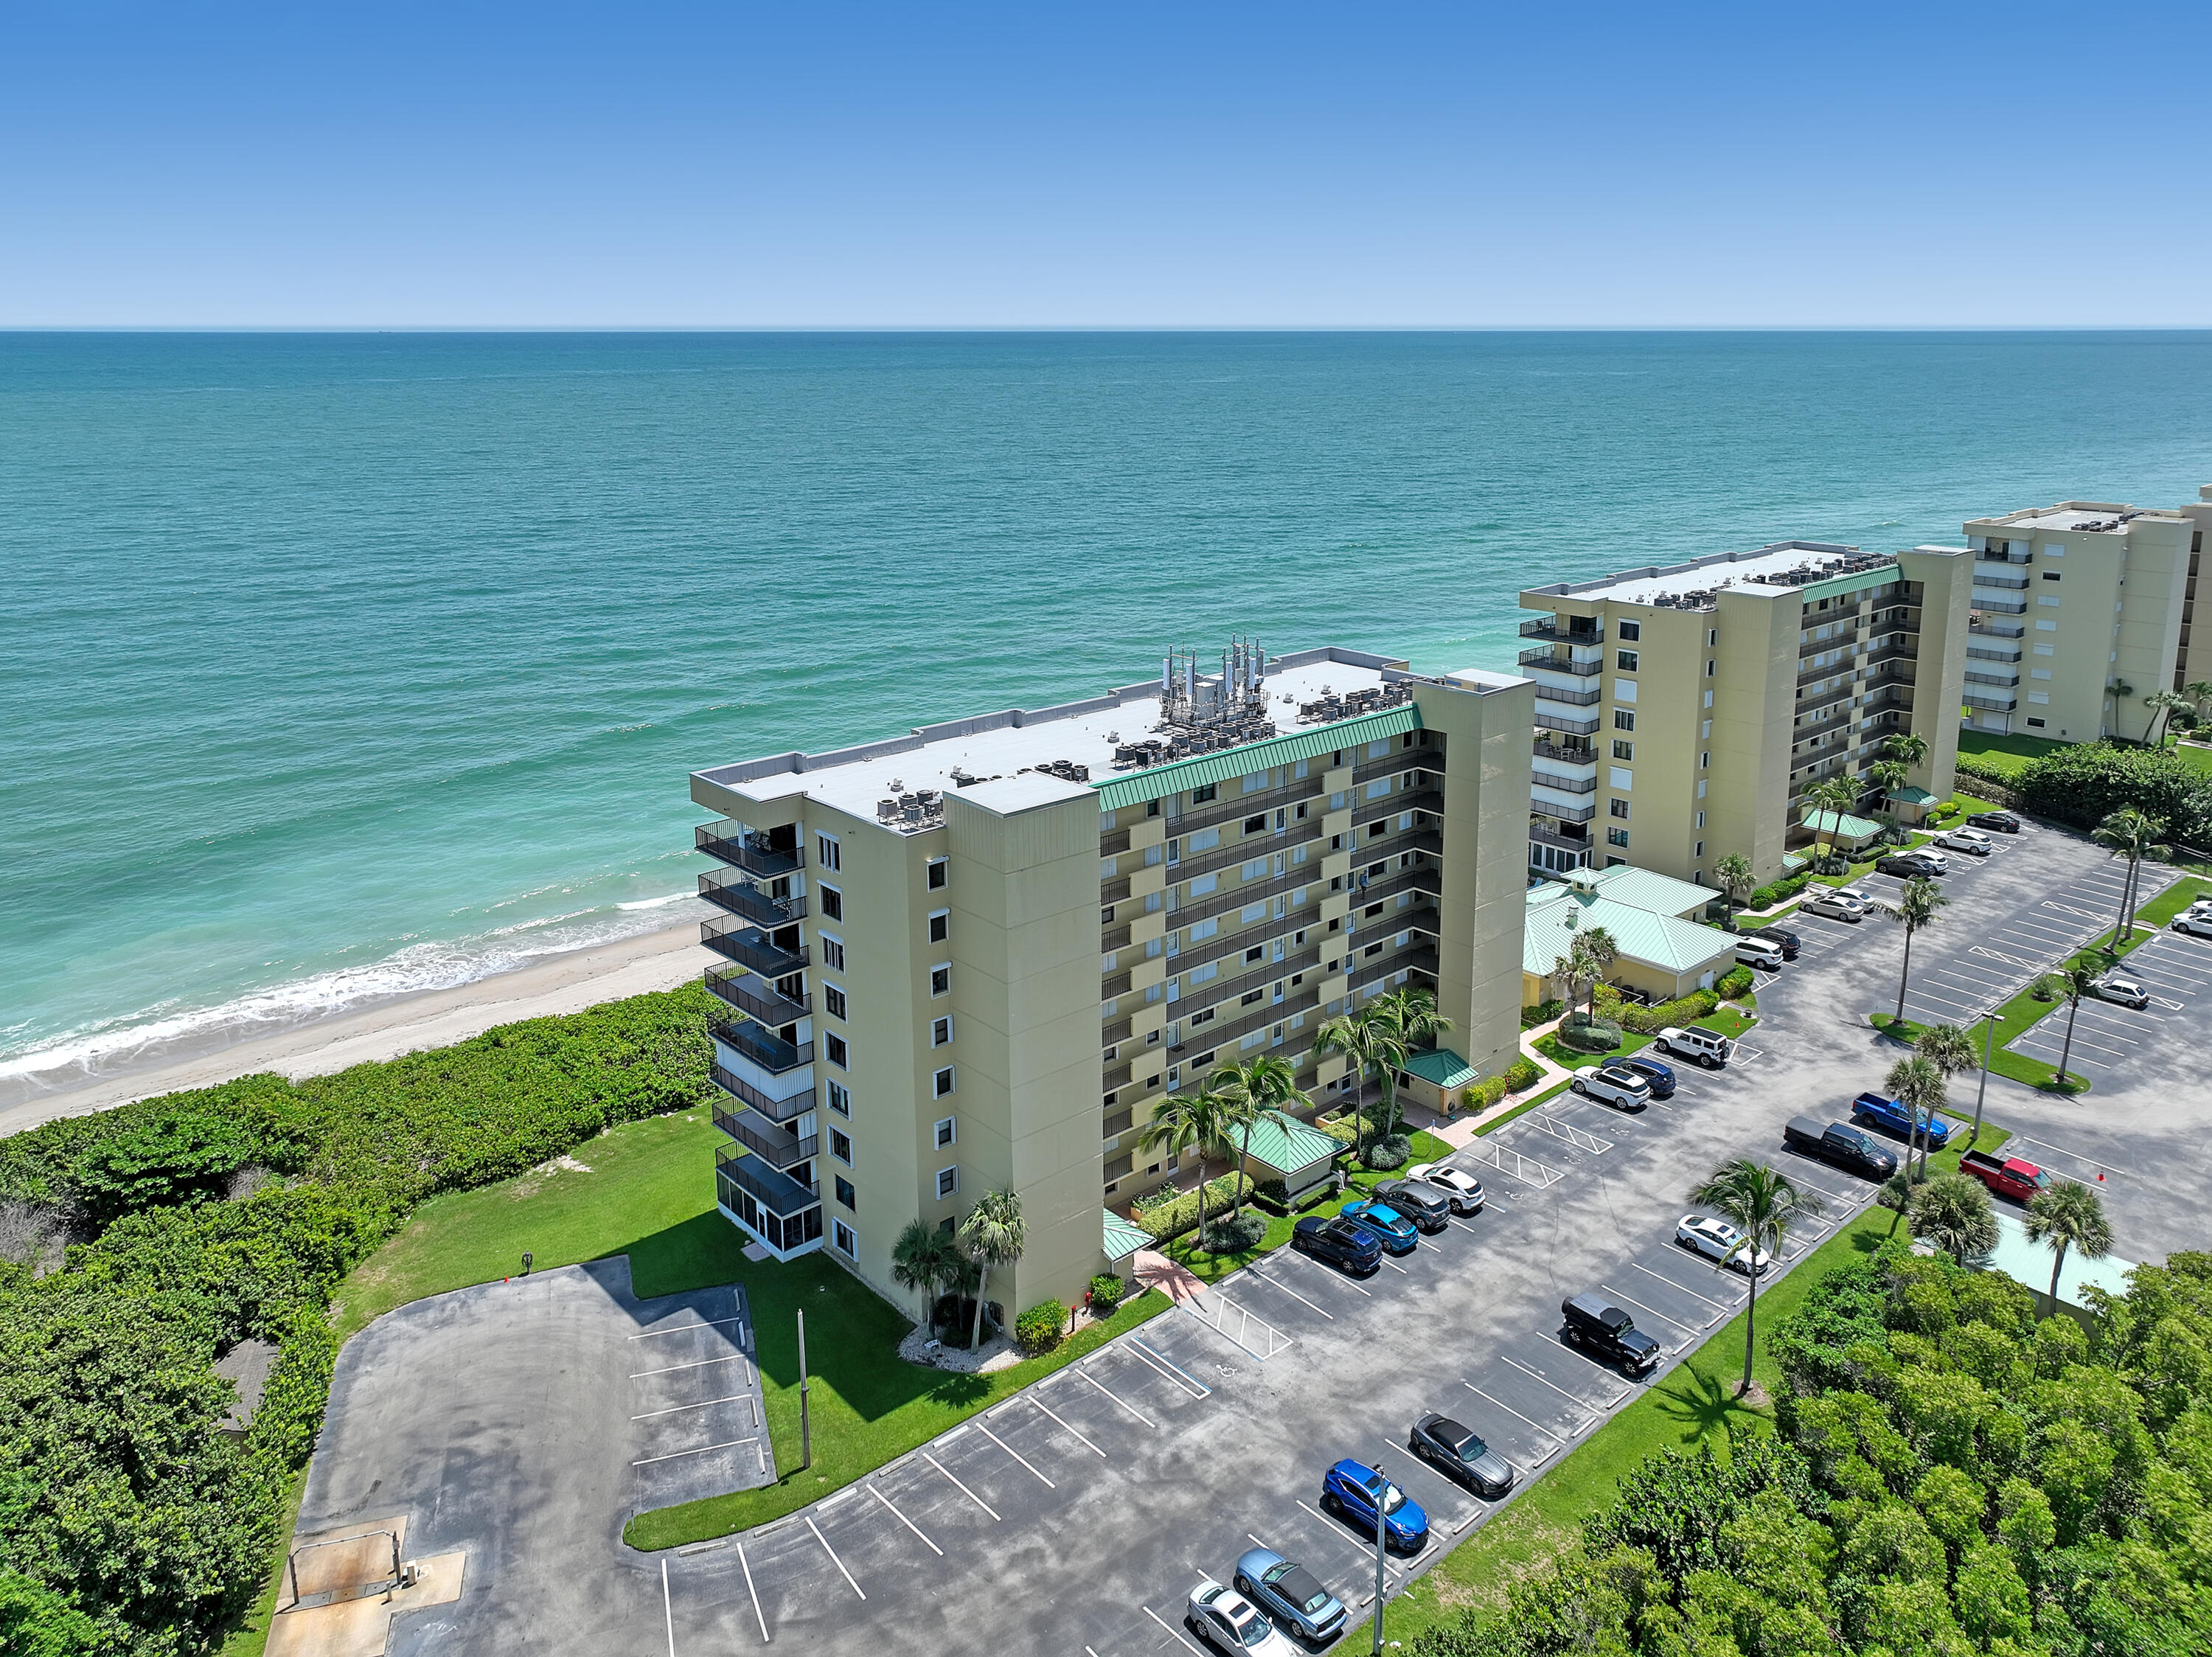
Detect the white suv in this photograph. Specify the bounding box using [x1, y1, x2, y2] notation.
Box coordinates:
[1571, 1064, 1653, 1111]
[1655, 1026, 1733, 1069]
[1935, 827, 1994, 856]
[1733, 935, 1786, 970]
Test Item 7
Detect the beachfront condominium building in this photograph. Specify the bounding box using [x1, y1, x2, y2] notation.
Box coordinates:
[689, 644, 1534, 1319]
[1517, 542, 1975, 888]
[1961, 497, 2202, 742]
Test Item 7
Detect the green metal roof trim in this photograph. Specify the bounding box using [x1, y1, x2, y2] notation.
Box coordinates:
[1890, 785, 1936, 805]
[1102, 1209, 1150, 1262]
[1238, 1114, 1345, 1176]
[1803, 809, 1884, 838]
[1091, 706, 1424, 810]
[1523, 889, 1740, 976]
[1782, 852, 1810, 872]
[1583, 864, 1719, 919]
[1402, 1048, 1479, 1089]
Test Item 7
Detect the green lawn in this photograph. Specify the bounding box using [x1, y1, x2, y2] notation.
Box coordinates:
[1694, 1005, 1758, 1041]
[1532, 1027, 1655, 1066]
[1954, 730, 2065, 778]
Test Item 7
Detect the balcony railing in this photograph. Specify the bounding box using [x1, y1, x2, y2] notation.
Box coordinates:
[1170, 861, 1322, 928]
[711, 1017, 814, 1075]
[712, 1104, 818, 1167]
[1792, 711, 1854, 746]
[1973, 570, 2030, 590]
[1178, 945, 1328, 1029]
[1518, 617, 1602, 644]
[1531, 769, 1598, 794]
[1517, 649, 1603, 677]
[1964, 691, 2018, 712]
[1351, 751, 1439, 785]
[1352, 788, 1443, 828]
[708, 1057, 815, 1122]
[1531, 800, 1598, 824]
[1528, 823, 1590, 855]
[695, 825, 804, 878]
[1972, 597, 2030, 615]
[1964, 669, 2020, 688]
[717, 1148, 819, 1219]
[1102, 1016, 1132, 1047]
[1175, 775, 1327, 834]
[1531, 738, 1596, 765]
[1102, 923, 1133, 951]
[698, 870, 806, 927]
[1970, 618, 2025, 639]
[705, 966, 811, 1025]
[1101, 875, 1133, 904]
[1171, 819, 1326, 884]
[1171, 985, 1324, 1063]
[1534, 708, 1602, 735]
[1099, 827, 1133, 857]
[1966, 644, 2022, 663]
[1532, 684, 1602, 707]
[701, 922, 809, 979]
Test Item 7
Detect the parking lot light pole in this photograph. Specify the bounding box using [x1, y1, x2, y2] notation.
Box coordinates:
[798, 1310, 812, 1471]
[1372, 1465, 1388, 1655]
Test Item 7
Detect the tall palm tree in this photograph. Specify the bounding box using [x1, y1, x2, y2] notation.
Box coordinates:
[956, 1187, 1027, 1352]
[1882, 875, 1948, 1026]
[1712, 853, 1754, 931]
[2091, 807, 2167, 944]
[1138, 1086, 1234, 1243]
[2185, 679, 2212, 732]
[2142, 688, 2189, 748]
[1208, 1052, 1308, 1222]
[2023, 1181, 2113, 1321]
[1686, 1159, 1825, 1397]
[1908, 1173, 1999, 1266]
[1882, 731, 1931, 772]
[1883, 1054, 1948, 1184]
[1801, 774, 1860, 871]
[1312, 1007, 1405, 1151]
[890, 1217, 964, 1329]
[1866, 758, 1909, 819]
[1912, 1022, 1979, 1175]
[2035, 959, 2101, 1091]
[1549, 948, 1585, 1015]
[1571, 927, 1618, 1024]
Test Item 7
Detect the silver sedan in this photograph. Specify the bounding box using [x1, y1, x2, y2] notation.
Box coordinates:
[1187, 1580, 1300, 1655]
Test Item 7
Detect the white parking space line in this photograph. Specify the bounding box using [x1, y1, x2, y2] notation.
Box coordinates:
[922, 1451, 1001, 1521]
[1242, 1264, 1335, 1319]
[1599, 1285, 1694, 1339]
[976, 1423, 1057, 1488]
[1071, 1366, 1158, 1428]
[1498, 1355, 1604, 1416]
[1781, 1169, 1855, 1206]
[806, 1517, 866, 1599]
[1447, 1217, 1484, 1235]
[734, 1540, 770, 1644]
[869, 1484, 942, 1557]
[663, 1557, 675, 1657]
[632, 1392, 753, 1422]
[1462, 1381, 1566, 1459]
[629, 1316, 747, 1339]
[1631, 1259, 1737, 1311]
[630, 1436, 758, 1467]
[1032, 1396, 1107, 1459]
[1127, 1338, 1214, 1397]
[1382, 1257, 1411, 1274]
[2014, 1136, 2135, 1178]
[1142, 1604, 1206, 1653]
[1293, 1500, 1379, 1562]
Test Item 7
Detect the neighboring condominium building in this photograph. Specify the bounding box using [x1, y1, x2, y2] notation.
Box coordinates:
[1959, 499, 2199, 743]
[1517, 541, 1973, 887]
[688, 645, 1533, 1319]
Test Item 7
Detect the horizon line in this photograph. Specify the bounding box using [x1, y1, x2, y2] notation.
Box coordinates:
[7, 323, 2212, 336]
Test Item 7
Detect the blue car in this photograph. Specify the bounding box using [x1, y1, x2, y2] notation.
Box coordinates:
[1233, 1547, 1346, 1645]
[1320, 1459, 1429, 1552]
[1618, 1055, 1676, 1100]
[1338, 1200, 1419, 1255]
[1851, 1091, 1955, 1150]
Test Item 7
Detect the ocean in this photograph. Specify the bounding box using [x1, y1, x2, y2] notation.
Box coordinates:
[6, 330, 2211, 1088]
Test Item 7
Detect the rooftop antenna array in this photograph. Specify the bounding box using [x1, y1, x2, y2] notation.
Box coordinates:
[1114, 636, 1280, 768]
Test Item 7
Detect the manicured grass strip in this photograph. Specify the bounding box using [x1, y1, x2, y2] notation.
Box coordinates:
[1694, 1005, 1757, 1040]
[1952, 731, 2065, 777]
[1531, 1028, 1654, 1066]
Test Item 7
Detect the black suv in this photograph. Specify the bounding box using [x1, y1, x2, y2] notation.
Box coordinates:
[1967, 810, 2021, 834]
[1747, 925, 1799, 960]
[1561, 1293, 1662, 1376]
[1617, 1054, 1676, 1100]
[1877, 852, 1943, 879]
[1293, 1215, 1384, 1274]
[1371, 1179, 1453, 1232]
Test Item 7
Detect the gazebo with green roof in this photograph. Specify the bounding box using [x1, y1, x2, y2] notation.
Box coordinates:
[1236, 1113, 1345, 1203]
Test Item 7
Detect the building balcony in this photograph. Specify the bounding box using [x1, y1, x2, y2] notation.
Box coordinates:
[710, 1017, 814, 1076]
[1963, 691, 2018, 712]
[1792, 710, 1854, 746]
[1970, 618, 2025, 639]
[1964, 668, 2020, 689]
[1172, 819, 1326, 883]
[695, 824, 804, 878]
[1519, 616, 1602, 644]
[1979, 548, 2030, 566]
[1531, 738, 1596, 765]
[1973, 569, 2031, 589]
[1171, 861, 1324, 928]
[1179, 775, 1328, 832]
[1101, 875, 1133, 904]
[1532, 683, 1602, 708]
[1350, 749, 1438, 785]
[698, 870, 807, 927]
[704, 965, 811, 1026]
[717, 1148, 819, 1220]
[1797, 659, 1857, 689]
[1966, 644, 2022, 664]
[1531, 798, 1598, 824]
[1531, 768, 1597, 793]
[1352, 788, 1443, 828]
[1100, 827, 1133, 857]
[708, 1058, 815, 1123]
[712, 1104, 818, 1167]
[1534, 707, 1602, 736]
[1972, 597, 2030, 615]
[1102, 1015, 1132, 1048]
[1102, 923, 1133, 951]
[1517, 648, 1603, 677]
[1528, 822, 1590, 854]
[701, 921, 809, 979]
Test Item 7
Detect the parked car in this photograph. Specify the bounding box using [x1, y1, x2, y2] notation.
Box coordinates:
[1654, 1026, 1733, 1068]
[1233, 1548, 1346, 1647]
[2090, 975, 2150, 1010]
[1372, 1178, 1452, 1233]
[1405, 1162, 1485, 1214]
[1338, 1200, 1419, 1255]
[1966, 810, 2021, 833]
[1851, 1090, 1958, 1150]
[1877, 851, 1949, 879]
[1801, 889, 1867, 921]
[1571, 1063, 1653, 1111]
[1616, 1054, 1676, 1099]
[1560, 1292, 1662, 1376]
[1935, 827, 1994, 856]
[1408, 1413, 1517, 1497]
[1675, 1213, 1770, 1274]
[2174, 912, 2212, 939]
[1958, 1148, 2051, 1203]
[1320, 1460, 1429, 1552]
[1188, 1580, 1301, 1656]
[1733, 935, 1787, 970]
[1292, 1215, 1383, 1274]
[1747, 925, 1799, 959]
[1783, 1115, 1898, 1180]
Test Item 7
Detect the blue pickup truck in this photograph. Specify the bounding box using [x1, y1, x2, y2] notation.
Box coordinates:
[1851, 1091, 1957, 1150]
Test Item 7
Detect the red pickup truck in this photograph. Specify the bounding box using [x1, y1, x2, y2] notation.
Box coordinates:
[1959, 1149, 2049, 1203]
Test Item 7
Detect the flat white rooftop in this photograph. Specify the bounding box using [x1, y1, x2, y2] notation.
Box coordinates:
[1983, 502, 2185, 533]
[1523, 541, 1897, 610]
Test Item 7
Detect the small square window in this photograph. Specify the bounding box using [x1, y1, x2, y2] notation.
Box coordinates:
[834, 1176, 856, 1210]
[1616, 649, 1639, 671]
[832, 1218, 857, 1258]
[1243, 814, 1266, 834]
[934, 1116, 956, 1149]
[819, 935, 846, 972]
[929, 963, 951, 996]
[824, 984, 848, 1021]
[927, 909, 949, 944]
[926, 857, 949, 890]
[1608, 798, 1630, 820]
[933, 1066, 955, 1098]
[1613, 710, 1635, 732]
[818, 885, 844, 922]
[825, 1032, 850, 1069]
[826, 1080, 852, 1116]
[1618, 620, 1641, 642]
[1611, 740, 1633, 761]
[830, 1128, 853, 1164]
[936, 1166, 959, 1200]
[1192, 784, 1217, 803]
[1607, 827, 1630, 847]
[931, 1015, 953, 1047]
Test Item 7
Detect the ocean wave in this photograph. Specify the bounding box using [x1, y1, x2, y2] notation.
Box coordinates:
[0, 897, 706, 1087]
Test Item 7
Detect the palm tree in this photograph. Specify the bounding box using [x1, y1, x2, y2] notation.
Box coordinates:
[1548, 948, 1585, 1016]
[1313, 1007, 1405, 1151]
[1877, 1169, 1916, 1238]
[2034, 959, 2101, 1091]
[2142, 688, 2189, 748]
[1867, 758, 1909, 818]
[1882, 875, 1948, 1026]
[2091, 807, 2167, 944]
[1908, 1173, 1999, 1266]
[1912, 1022, 1979, 1176]
[2023, 1181, 2113, 1321]
[1686, 1159, 1826, 1397]
[1883, 1053, 1949, 1184]
[956, 1187, 1027, 1352]
[890, 1217, 964, 1330]
[1571, 927, 1618, 1024]
[2185, 679, 2212, 734]
[1712, 853, 1754, 931]
[1208, 1052, 1308, 1223]
[1801, 774, 1860, 871]
[1882, 731, 1931, 772]
[1138, 1086, 1234, 1243]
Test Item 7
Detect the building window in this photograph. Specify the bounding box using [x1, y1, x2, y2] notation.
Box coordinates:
[834, 1177, 856, 1210]
[1708, 628, 1718, 647]
[1192, 784, 1217, 803]
[1609, 766, 1632, 791]
[1696, 810, 1705, 829]
[2028, 717, 2047, 728]
[1616, 649, 1639, 671]
[824, 984, 848, 1021]
[935, 1116, 956, 1149]
[931, 1015, 953, 1046]
[1607, 827, 1630, 847]
[827, 1080, 851, 1116]
[832, 1218, 857, 1257]
[928, 909, 950, 944]
[1705, 660, 1715, 677]
[929, 964, 950, 997]
[2042, 571, 2061, 581]
[1618, 620, 1641, 642]
[1243, 814, 1265, 834]
[926, 857, 948, 890]
[933, 1066, 955, 1097]
[1695, 840, 1705, 858]
[817, 833, 841, 872]
[1608, 798, 1630, 820]
[820, 935, 846, 971]
[1613, 710, 1635, 732]
[1700, 751, 1708, 769]
[818, 885, 844, 922]
[1702, 689, 1714, 708]
[1611, 740, 1633, 760]
[936, 1166, 960, 1200]
[830, 1128, 852, 1164]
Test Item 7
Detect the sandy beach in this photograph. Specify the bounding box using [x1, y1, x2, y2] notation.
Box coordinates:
[0, 920, 704, 1140]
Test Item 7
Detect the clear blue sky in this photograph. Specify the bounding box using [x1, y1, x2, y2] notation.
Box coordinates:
[4, 1, 2206, 327]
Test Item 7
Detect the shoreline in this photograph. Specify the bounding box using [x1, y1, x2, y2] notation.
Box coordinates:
[0, 920, 705, 1140]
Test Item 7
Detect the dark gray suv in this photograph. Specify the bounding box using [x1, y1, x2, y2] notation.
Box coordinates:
[1562, 1292, 1662, 1376]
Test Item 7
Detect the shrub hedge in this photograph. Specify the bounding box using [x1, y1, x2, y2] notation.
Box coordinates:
[1714, 965, 1755, 999]
[1133, 1173, 1253, 1243]
[1456, 1056, 1543, 1114]
[1012, 1300, 1067, 1357]
[1745, 869, 1815, 909]
[1594, 982, 1741, 1036]
[1086, 1274, 1126, 1316]
[1360, 1134, 1411, 1171]
[2012, 739, 2212, 844]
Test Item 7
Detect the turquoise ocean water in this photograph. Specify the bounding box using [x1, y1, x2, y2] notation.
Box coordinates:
[6, 331, 2212, 1084]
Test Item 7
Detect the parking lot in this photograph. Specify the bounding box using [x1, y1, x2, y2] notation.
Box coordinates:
[2006, 924, 2212, 1076]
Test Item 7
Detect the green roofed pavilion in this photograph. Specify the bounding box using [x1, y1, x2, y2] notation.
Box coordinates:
[1401, 1049, 1479, 1091]
[1102, 1208, 1150, 1264]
